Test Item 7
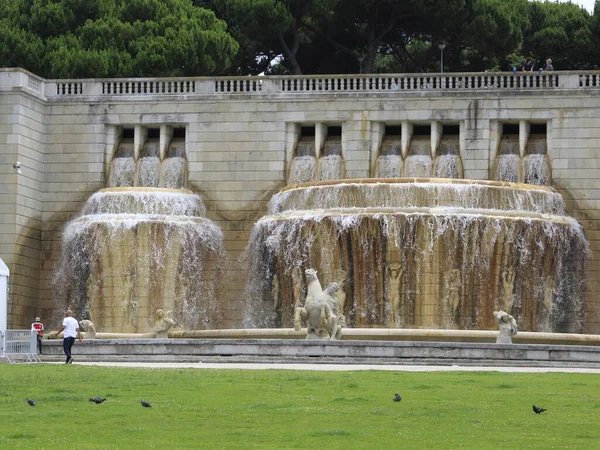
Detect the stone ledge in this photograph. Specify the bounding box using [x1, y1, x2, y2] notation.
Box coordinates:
[32, 338, 600, 368]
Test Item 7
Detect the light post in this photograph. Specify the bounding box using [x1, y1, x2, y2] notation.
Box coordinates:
[358, 55, 365, 74]
[438, 43, 446, 73]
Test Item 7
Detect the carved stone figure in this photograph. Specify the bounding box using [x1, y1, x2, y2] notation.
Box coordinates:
[294, 269, 344, 340]
[79, 319, 97, 339]
[444, 268, 462, 324]
[120, 266, 137, 332]
[540, 277, 556, 331]
[154, 309, 176, 338]
[501, 267, 516, 313]
[387, 261, 403, 327]
[305, 268, 323, 301]
[271, 274, 280, 312]
[291, 266, 302, 308]
[334, 269, 347, 314]
[494, 310, 518, 344]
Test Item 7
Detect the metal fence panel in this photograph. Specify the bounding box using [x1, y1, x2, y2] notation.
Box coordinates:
[0, 330, 41, 363]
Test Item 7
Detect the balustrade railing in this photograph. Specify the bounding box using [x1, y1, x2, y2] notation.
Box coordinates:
[102, 79, 196, 94]
[2, 68, 599, 99]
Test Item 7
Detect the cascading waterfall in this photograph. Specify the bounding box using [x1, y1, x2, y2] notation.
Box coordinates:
[55, 145, 225, 333]
[318, 155, 344, 180]
[403, 155, 432, 177]
[136, 140, 161, 187]
[376, 155, 403, 178]
[524, 154, 550, 186]
[376, 137, 403, 178]
[244, 178, 588, 332]
[288, 156, 316, 185]
[108, 158, 135, 187]
[54, 188, 225, 332]
[288, 137, 317, 185]
[435, 155, 461, 179]
[495, 154, 521, 182]
[160, 157, 186, 188]
[137, 157, 161, 187]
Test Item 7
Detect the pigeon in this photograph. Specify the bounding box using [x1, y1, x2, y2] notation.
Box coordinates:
[532, 405, 547, 414]
[140, 400, 152, 408]
[26, 399, 36, 406]
[89, 397, 106, 404]
[393, 393, 402, 402]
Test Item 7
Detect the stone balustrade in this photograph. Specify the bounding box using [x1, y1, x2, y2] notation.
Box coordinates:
[2, 68, 600, 100]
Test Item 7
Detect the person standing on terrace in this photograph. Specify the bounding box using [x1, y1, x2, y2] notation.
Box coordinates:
[522, 58, 534, 72]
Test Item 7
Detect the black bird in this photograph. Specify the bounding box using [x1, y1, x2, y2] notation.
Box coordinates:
[140, 400, 152, 408]
[89, 397, 106, 404]
[393, 393, 402, 402]
[26, 399, 36, 406]
[533, 405, 547, 414]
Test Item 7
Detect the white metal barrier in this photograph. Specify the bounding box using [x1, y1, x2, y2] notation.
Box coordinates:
[0, 329, 41, 363]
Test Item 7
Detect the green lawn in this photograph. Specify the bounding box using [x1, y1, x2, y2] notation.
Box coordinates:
[0, 365, 599, 449]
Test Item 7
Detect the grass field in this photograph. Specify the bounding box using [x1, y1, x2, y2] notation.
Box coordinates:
[1, 365, 599, 449]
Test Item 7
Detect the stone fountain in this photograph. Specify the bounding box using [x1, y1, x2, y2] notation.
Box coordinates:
[244, 178, 588, 333]
[53, 137, 225, 333]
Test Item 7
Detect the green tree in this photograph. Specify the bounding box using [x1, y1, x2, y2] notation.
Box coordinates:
[522, 1, 594, 70]
[207, 0, 531, 74]
[0, 0, 239, 78]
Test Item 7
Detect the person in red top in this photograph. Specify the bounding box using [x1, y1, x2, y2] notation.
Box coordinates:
[31, 317, 44, 354]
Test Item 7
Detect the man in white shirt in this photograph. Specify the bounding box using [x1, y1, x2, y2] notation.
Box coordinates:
[55, 310, 83, 364]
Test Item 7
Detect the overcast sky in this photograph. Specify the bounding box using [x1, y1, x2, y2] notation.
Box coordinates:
[554, 0, 596, 13]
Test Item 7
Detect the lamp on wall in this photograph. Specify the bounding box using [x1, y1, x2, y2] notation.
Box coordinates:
[13, 161, 22, 174]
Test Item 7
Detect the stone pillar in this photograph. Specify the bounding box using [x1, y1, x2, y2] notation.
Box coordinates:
[105, 125, 120, 178]
[431, 121, 441, 159]
[401, 121, 413, 159]
[315, 123, 327, 160]
[370, 122, 385, 176]
[134, 125, 147, 161]
[160, 125, 173, 161]
[285, 122, 301, 179]
[519, 120, 529, 158]
[458, 121, 467, 178]
[489, 121, 500, 173]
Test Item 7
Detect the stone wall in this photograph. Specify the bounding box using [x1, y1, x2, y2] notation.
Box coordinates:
[1, 68, 598, 332]
[0, 69, 46, 325]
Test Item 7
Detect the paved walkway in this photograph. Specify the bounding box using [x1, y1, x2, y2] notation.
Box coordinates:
[65, 362, 600, 373]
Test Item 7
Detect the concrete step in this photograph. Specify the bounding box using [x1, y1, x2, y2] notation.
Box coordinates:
[31, 338, 600, 368]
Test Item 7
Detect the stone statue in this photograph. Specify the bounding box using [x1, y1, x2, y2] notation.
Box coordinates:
[154, 309, 176, 338]
[334, 269, 347, 314]
[305, 268, 323, 301]
[387, 261, 403, 327]
[294, 269, 344, 340]
[291, 266, 303, 308]
[271, 274, 280, 312]
[121, 267, 137, 332]
[494, 310, 518, 344]
[444, 268, 462, 324]
[79, 319, 97, 339]
[540, 277, 556, 331]
[501, 267, 516, 313]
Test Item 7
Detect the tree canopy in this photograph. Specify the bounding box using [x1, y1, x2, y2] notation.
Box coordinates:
[0, 0, 238, 78]
[204, 0, 598, 74]
[1, 0, 598, 77]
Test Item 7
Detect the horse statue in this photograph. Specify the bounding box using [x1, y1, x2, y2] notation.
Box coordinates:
[294, 269, 344, 340]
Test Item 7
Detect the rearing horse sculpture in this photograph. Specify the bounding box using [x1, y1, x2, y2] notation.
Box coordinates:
[294, 269, 343, 340]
